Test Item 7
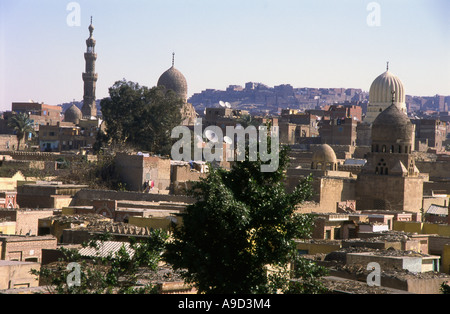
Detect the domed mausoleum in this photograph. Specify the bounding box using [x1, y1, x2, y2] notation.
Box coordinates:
[371, 103, 414, 155]
[311, 144, 338, 171]
[157, 53, 197, 126]
[364, 64, 407, 124]
[64, 104, 83, 124]
[157, 65, 188, 103]
[356, 97, 423, 212]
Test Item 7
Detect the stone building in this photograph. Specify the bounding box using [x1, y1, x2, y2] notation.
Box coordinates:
[287, 144, 357, 213]
[319, 117, 358, 146]
[412, 118, 447, 152]
[0, 234, 57, 263]
[356, 103, 424, 212]
[0, 209, 55, 236]
[10, 102, 62, 131]
[0, 260, 41, 290]
[114, 152, 171, 193]
[17, 182, 88, 209]
[278, 109, 320, 145]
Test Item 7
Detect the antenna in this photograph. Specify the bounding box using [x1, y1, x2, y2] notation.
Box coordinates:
[223, 136, 233, 145]
[205, 129, 219, 143]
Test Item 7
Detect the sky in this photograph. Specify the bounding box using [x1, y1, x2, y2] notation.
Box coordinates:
[0, 0, 449, 111]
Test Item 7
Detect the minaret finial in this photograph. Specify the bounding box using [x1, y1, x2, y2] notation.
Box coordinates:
[386, 61, 389, 71]
[91, 16, 93, 25]
[172, 52, 175, 67]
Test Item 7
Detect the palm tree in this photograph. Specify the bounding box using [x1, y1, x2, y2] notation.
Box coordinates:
[7, 112, 35, 151]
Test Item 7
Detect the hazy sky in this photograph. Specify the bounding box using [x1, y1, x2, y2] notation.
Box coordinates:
[1, 0, 449, 111]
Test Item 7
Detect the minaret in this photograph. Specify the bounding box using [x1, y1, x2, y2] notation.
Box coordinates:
[81, 17, 98, 118]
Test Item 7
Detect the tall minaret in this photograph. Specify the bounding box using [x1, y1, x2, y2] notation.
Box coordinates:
[81, 17, 98, 118]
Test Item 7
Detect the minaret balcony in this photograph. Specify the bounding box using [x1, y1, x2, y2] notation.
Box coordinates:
[82, 73, 98, 81]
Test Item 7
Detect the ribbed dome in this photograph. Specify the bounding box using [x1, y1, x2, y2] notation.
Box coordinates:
[372, 104, 413, 144]
[157, 66, 188, 101]
[369, 70, 405, 104]
[312, 144, 337, 163]
[64, 104, 82, 124]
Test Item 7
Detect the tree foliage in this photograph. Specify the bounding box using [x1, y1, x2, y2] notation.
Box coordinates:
[97, 79, 183, 155]
[31, 230, 169, 294]
[7, 112, 35, 151]
[441, 282, 450, 294]
[164, 143, 328, 294]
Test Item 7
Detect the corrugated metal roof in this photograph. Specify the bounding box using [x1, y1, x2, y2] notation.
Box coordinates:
[426, 205, 448, 216]
[343, 159, 366, 166]
[78, 241, 135, 258]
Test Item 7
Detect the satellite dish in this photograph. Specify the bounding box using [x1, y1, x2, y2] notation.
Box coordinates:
[219, 101, 226, 108]
[223, 136, 233, 144]
[205, 129, 219, 143]
[225, 102, 231, 108]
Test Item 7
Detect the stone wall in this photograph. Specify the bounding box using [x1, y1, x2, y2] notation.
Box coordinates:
[71, 189, 195, 207]
[0, 235, 57, 262]
[114, 153, 171, 192]
[318, 177, 356, 212]
[416, 160, 450, 180]
[0, 261, 41, 290]
[0, 209, 55, 236]
[356, 174, 423, 212]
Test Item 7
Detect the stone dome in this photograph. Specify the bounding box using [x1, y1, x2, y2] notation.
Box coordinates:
[371, 103, 414, 152]
[369, 70, 405, 104]
[64, 104, 82, 124]
[157, 66, 188, 102]
[311, 144, 338, 171]
[312, 144, 337, 164]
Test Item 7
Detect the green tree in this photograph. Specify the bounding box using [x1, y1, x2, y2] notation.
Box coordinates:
[98, 79, 183, 155]
[7, 112, 35, 151]
[441, 282, 450, 294]
[236, 113, 260, 128]
[164, 143, 327, 294]
[31, 230, 169, 294]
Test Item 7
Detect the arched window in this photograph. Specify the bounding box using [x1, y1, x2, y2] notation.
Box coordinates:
[390, 145, 394, 153]
[398, 146, 402, 153]
[382, 145, 386, 152]
[385, 168, 388, 175]
[376, 144, 379, 152]
[375, 167, 379, 175]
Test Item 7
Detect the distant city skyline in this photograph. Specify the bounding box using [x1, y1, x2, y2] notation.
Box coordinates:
[1, 0, 449, 111]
